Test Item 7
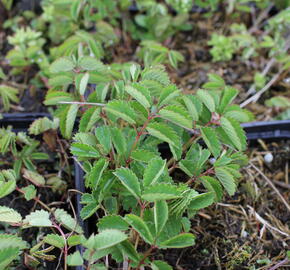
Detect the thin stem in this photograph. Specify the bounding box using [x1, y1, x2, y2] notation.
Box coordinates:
[250, 163, 290, 212]
[58, 101, 106, 107]
[126, 114, 154, 164]
[53, 222, 68, 270]
[268, 258, 289, 270]
[136, 245, 156, 269]
[186, 167, 214, 185]
[16, 187, 52, 212]
[167, 133, 200, 170]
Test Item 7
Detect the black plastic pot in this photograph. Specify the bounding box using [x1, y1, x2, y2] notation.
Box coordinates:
[242, 120, 290, 140]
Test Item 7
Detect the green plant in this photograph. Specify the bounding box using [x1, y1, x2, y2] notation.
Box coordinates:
[126, 0, 192, 41]
[6, 27, 49, 74]
[38, 59, 253, 268]
[0, 68, 19, 112]
[137, 41, 184, 69]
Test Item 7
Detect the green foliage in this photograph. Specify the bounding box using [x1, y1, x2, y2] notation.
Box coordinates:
[0, 85, 19, 112]
[41, 63, 250, 268]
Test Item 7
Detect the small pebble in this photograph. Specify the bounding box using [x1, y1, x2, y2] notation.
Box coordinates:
[241, 231, 248, 238]
[209, 158, 216, 165]
[264, 153, 273, 163]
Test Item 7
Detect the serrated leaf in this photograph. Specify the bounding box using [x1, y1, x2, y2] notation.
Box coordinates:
[197, 89, 215, 112]
[80, 201, 99, 220]
[151, 260, 173, 270]
[203, 73, 225, 90]
[146, 122, 179, 148]
[154, 200, 168, 235]
[265, 96, 290, 108]
[54, 209, 83, 234]
[159, 105, 192, 129]
[71, 142, 100, 158]
[0, 247, 20, 269]
[143, 158, 166, 187]
[79, 72, 90, 95]
[0, 206, 22, 223]
[219, 87, 238, 113]
[88, 158, 109, 189]
[0, 85, 19, 111]
[95, 229, 128, 250]
[68, 235, 82, 247]
[48, 75, 73, 87]
[24, 210, 52, 227]
[114, 168, 141, 199]
[95, 126, 111, 154]
[44, 234, 65, 249]
[142, 66, 170, 86]
[29, 117, 58, 135]
[215, 167, 236, 196]
[200, 127, 221, 158]
[131, 149, 159, 163]
[125, 83, 151, 108]
[224, 105, 254, 122]
[23, 169, 45, 187]
[67, 251, 83, 266]
[49, 57, 75, 73]
[0, 177, 15, 199]
[182, 95, 201, 121]
[79, 107, 100, 132]
[98, 215, 129, 231]
[188, 192, 215, 210]
[110, 127, 127, 156]
[22, 185, 36, 201]
[200, 176, 223, 201]
[158, 85, 180, 107]
[105, 100, 136, 124]
[44, 91, 74, 106]
[142, 184, 181, 201]
[117, 240, 140, 263]
[220, 116, 246, 151]
[125, 214, 153, 244]
[0, 234, 27, 250]
[78, 56, 104, 71]
[64, 104, 79, 139]
[159, 233, 195, 248]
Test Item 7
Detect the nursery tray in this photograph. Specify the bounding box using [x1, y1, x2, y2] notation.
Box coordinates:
[242, 120, 290, 140]
[0, 113, 85, 270]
